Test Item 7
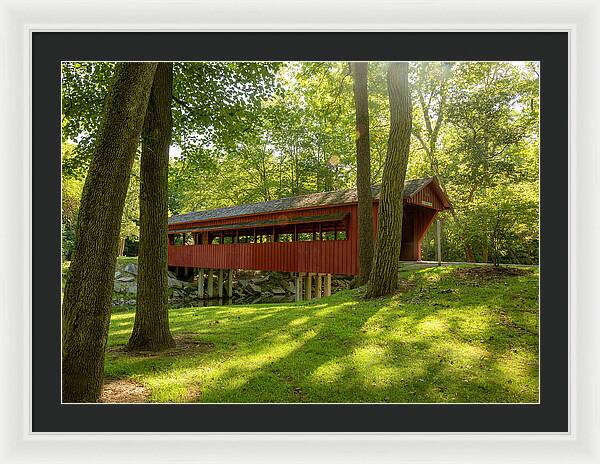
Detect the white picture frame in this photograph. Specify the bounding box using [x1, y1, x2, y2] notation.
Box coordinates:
[1, 0, 597, 462]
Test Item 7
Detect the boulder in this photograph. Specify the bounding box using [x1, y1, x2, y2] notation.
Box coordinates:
[123, 263, 138, 275]
[114, 282, 126, 292]
[114, 271, 121, 279]
[271, 286, 286, 295]
[125, 282, 137, 294]
[249, 283, 262, 293]
[168, 277, 184, 288]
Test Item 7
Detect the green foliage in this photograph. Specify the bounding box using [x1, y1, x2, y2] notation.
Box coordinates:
[414, 62, 540, 264]
[119, 158, 140, 247]
[63, 60, 540, 264]
[104, 265, 539, 403]
[62, 61, 281, 174]
[61, 143, 84, 259]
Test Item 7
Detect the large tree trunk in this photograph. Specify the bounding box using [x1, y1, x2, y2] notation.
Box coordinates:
[351, 62, 374, 286]
[62, 63, 158, 402]
[365, 63, 412, 298]
[128, 63, 175, 352]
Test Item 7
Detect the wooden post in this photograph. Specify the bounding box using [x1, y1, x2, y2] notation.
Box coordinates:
[324, 274, 332, 297]
[306, 273, 313, 299]
[436, 219, 442, 267]
[207, 270, 214, 298]
[218, 269, 224, 298]
[197, 268, 205, 298]
[227, 269, 233, 297]
[296, 273, 304, 301]
[316, 274, 323, 299]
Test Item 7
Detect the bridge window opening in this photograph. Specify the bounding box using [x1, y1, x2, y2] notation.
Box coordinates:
[171, 233, 184, 245]
[298, 233, 313, 241]
[169, 217, 349, 246]
[278, 233, 293, 242]
[238, 232, 255, 243]
[208, 231, 221, 244]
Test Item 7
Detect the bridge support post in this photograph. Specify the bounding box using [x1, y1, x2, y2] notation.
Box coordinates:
[324, 274, 332, 297]
[207, 270, 214, 298]
[197, 268, 205, 298]
[227, 269, 233, 298]
[305, 273, 313, 300]
[295, 273, 304, 302]
[218, 269, 224, 298]
[316, 274, 323, 299]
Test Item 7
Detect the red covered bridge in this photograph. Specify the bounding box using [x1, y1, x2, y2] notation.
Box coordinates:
[168, 177, 450, 299]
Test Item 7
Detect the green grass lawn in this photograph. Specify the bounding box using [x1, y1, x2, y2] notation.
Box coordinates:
[105, 265, 539, 403]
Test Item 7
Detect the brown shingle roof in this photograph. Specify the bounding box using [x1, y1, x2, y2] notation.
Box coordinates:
[169, 177, 434, 225]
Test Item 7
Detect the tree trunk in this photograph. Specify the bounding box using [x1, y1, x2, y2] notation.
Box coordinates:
[62, 63, 157, 402]
[128, 63, 176, 352]
[351, 62, 374, 286]
[482, 239, 488, 263]
[365, 63, 412, 298]
[118, 237, 126, 256]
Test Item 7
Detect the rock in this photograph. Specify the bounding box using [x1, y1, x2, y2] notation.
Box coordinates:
[271, 286, 286, 295]
[114, 282, 126, 292]
[125, 282, 137, 294]
[124, 263, 138, 275]
[114, 271, 121, 279]
[168, 277, 184, 288]
[249, 283, 262, 293]
[117, 275, 135, 282]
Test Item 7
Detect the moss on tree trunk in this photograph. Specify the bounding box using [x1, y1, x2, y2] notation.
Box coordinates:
[128, 63, 175, 352]
[366, 62, 412, 298]
[351, 62, 374, 286]
[62, 63, 157, 402]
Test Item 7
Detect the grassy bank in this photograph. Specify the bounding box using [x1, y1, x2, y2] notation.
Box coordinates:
[104, 265, 539, 403]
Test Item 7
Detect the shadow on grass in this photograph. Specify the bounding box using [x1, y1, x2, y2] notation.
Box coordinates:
[104, 266, 539, 403]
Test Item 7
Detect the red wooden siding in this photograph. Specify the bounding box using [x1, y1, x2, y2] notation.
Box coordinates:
[404, 182, 447, 211]
[168, 239, 357, 275]
[169, 204, 359, 276]
[167, 180, 449, 275]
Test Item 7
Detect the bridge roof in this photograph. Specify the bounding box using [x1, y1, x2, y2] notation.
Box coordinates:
[169, 177, 446, 225]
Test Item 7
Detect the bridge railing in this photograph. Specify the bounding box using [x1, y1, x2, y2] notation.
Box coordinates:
[167, 240, 357, 276]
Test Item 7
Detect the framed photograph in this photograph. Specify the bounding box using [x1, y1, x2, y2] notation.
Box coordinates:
[1, 0, 597, 462]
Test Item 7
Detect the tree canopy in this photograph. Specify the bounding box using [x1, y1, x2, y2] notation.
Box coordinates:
[62, 60, 540, 265]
